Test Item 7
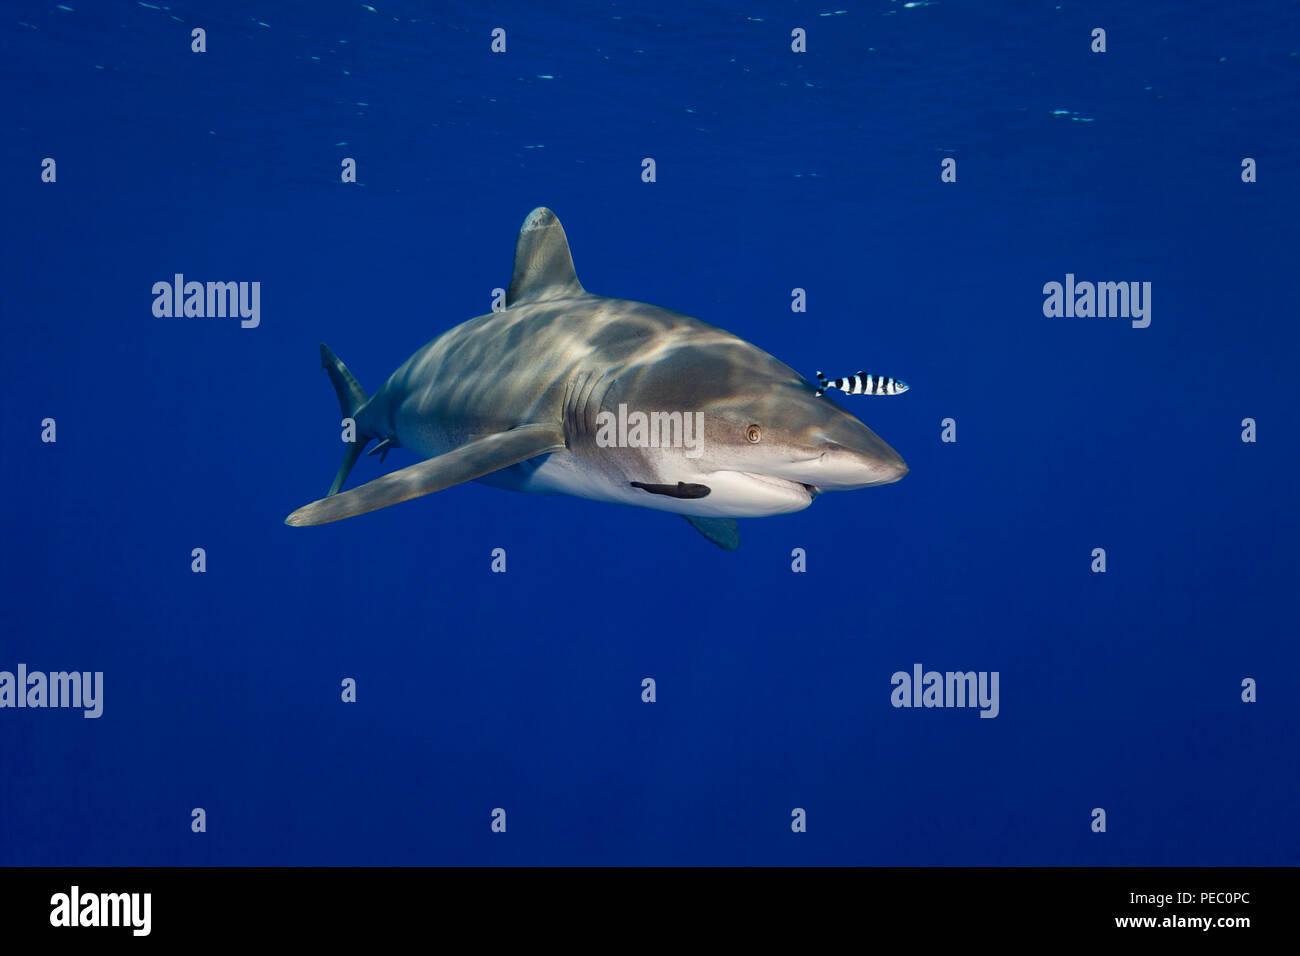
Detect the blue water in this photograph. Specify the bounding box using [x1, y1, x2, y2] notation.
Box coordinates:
[3, 1, 1296, 866]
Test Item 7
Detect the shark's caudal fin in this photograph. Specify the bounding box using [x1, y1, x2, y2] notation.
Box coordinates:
[505, 207, 586, 307]
[320, 343, 371, 496]
[286, 424, 567, 527]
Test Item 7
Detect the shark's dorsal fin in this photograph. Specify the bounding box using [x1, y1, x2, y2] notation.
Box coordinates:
[506, 207, 585, 307]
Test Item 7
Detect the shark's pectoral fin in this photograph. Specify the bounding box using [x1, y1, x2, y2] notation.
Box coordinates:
[286, 424, 566, 527]
[630, 481, 711, 499]
[681, 515, 740, 551]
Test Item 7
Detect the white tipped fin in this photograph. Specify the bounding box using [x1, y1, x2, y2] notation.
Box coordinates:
[505, 207, 585, 307]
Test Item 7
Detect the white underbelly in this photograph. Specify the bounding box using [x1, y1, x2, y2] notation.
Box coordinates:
[480, 450, 811, 518]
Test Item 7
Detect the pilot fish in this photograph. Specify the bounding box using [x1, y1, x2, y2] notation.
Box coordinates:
[815, 370, 909, 398]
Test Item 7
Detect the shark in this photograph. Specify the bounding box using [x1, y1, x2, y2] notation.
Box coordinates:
[285, 207, 908, 550]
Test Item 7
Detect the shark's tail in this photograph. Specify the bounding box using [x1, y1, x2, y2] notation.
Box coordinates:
[319, 343, 372, 496]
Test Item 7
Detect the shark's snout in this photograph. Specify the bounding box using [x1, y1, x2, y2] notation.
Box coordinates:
[811, 439, 909, 490]
[871, 452, 909, 485]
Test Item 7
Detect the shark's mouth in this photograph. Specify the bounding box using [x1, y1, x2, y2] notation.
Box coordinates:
[735, 472, 821, 501]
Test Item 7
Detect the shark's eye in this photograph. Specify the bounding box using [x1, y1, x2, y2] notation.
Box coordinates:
[745, 424, 762, 443]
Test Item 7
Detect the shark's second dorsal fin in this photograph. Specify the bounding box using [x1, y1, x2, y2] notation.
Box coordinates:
[506, 207, 585, 307]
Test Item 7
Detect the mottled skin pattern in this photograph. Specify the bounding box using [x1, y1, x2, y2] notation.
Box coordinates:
[288, 207, 907, 531]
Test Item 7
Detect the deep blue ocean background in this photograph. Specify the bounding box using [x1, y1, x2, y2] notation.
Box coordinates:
[2, 1, 1296, 866]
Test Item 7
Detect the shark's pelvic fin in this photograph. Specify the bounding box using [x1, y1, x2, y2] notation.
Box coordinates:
[320, 343, 372, 495]
[286, 424, 566, 527]
[505, 207, 585, 307]
[367, 437, 401, 462]
[682, 516, 740, 551]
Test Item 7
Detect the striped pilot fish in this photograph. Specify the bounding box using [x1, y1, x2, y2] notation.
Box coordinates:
[815, 370, 909, 397]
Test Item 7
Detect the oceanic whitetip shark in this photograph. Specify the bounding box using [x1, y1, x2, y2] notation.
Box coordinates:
[285, 207, 908, 550]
